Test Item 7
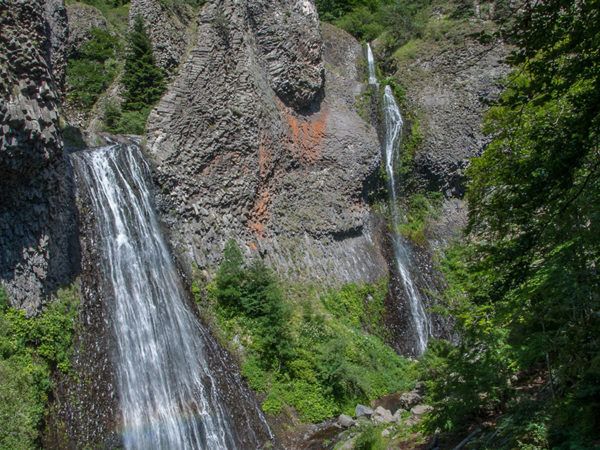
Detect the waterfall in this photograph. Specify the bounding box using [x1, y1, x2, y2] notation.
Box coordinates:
[72, 143, 240, 449]
[366, 43, 378, 85]
[382, 86, 430, 356]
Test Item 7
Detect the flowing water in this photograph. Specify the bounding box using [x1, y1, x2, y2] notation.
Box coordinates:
[367, 43, 430, 355]
[72, 143, 238, 449]
[366, 43, 378, 85]
[382, 86, 430, 355]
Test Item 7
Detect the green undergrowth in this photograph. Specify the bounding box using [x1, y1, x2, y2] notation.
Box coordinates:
[65, 2, 167, 134]
[397, 192, 443, 245]
[0, 285, 80, 449]
[193, 241, 417, 423]
[66, 28, 122, 111]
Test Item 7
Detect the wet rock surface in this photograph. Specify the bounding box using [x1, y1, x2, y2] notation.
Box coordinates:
[0, 0, 79, 313]
[147, 2, 387, 285]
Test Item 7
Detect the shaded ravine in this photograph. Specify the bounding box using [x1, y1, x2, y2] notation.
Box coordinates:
[72, 143, 271, 449]
[367, 45, 430, 355]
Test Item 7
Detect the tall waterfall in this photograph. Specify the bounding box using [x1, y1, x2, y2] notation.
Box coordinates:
[72, 144, 239, 449]
[367, 43, 378, 85]
[367, 41, 429, 355]
[382, 86, 430, 355]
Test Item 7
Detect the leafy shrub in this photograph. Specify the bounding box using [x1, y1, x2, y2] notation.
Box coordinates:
[200, 244, 416, 423]
[397, 192, 442, 245]
[66, 28, 120, 110]
[0, 286, 79, 448]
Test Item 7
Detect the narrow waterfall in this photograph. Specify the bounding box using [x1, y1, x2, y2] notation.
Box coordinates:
[367, 42, 430, 355]
[382, 86, 430, 355]
[72, 143, 240, 449]
[366, 43, 378, 85]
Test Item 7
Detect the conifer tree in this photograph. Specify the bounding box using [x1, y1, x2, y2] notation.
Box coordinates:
[121, 16, 165, 112]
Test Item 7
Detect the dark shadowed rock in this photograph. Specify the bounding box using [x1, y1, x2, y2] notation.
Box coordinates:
[0, 0, 79, 313]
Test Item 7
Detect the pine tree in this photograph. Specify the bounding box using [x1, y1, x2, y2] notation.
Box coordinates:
[121, 16, 165, 112]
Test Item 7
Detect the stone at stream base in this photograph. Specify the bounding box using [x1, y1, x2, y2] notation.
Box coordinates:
[355, 404, 374, 418]
[411, 404, 434, 416]
[338, 414, 356, 428]
[393, 408, 407, 422]
[398, 391, 423, 409]
[372, 406, 394, 424]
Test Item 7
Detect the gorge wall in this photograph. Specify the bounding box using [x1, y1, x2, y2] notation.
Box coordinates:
[0, 0, 78, 313]
[146, 0, 389, 286]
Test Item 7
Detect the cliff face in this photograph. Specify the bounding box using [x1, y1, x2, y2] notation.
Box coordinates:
[0, 0, 78, 313]
[147, 0, 388, 285]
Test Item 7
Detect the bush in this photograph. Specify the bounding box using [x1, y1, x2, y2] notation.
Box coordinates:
[66, 28, 121, 110]
[0, 286, 79, 448]
[201, 244, 417, 423]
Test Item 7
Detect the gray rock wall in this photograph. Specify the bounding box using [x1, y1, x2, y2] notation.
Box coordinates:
[129, 0, 195, 71]
[0, 0, 79, 313]
[147, 1, 388, 285]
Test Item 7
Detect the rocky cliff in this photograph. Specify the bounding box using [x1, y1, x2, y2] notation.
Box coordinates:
[146, 0, 388, 285]
[0, 0, 78, 313]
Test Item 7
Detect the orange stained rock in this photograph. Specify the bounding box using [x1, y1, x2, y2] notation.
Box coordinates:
[248, 189, 270, 238]
[282, 105, 329, 164]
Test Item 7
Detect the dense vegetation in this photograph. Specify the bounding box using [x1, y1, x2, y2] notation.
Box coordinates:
[0, 287, 79, 449]
[66, 28, 121, 110]
[104, 15, 166, 134]
[415, 1, 600, 448]
[65, 2, 168, 134]
[195, 241, 416, 422]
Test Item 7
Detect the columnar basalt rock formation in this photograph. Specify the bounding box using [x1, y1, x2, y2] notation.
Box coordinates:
[147, 0, 388, 284]
[0, 0, 78, 313]
[128, 0, 196, 72]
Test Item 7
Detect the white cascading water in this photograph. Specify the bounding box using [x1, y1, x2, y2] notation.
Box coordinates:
[367, 43, 378, 85]
[72, 144, 237, 449]
[382, 86, 430, 355]
[367, 43, 430, 355]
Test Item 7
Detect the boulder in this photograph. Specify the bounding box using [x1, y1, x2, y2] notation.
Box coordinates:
[355, 404, 374, 418]
[411, 404, 433, 416]
[338, 414, 356, 428]
[372, 406, 394, 423]
[398, 390, 423, 409]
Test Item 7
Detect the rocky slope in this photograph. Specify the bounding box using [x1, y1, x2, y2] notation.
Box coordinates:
[0, 0, 78, 313]
[146, 0, 388, 285]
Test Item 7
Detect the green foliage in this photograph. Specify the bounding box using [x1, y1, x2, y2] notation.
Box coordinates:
[66, 28, 121, 110]
[121, 16, 166, 112]
[422, 1, 600, 447]
[0, 286, 79, 449]
[354, 425, 386, 450]
[321, 279, 388, 338]
[199, 243, 416, 423]
[101, 16, 167, 134]
[397, 192, 442, 245]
